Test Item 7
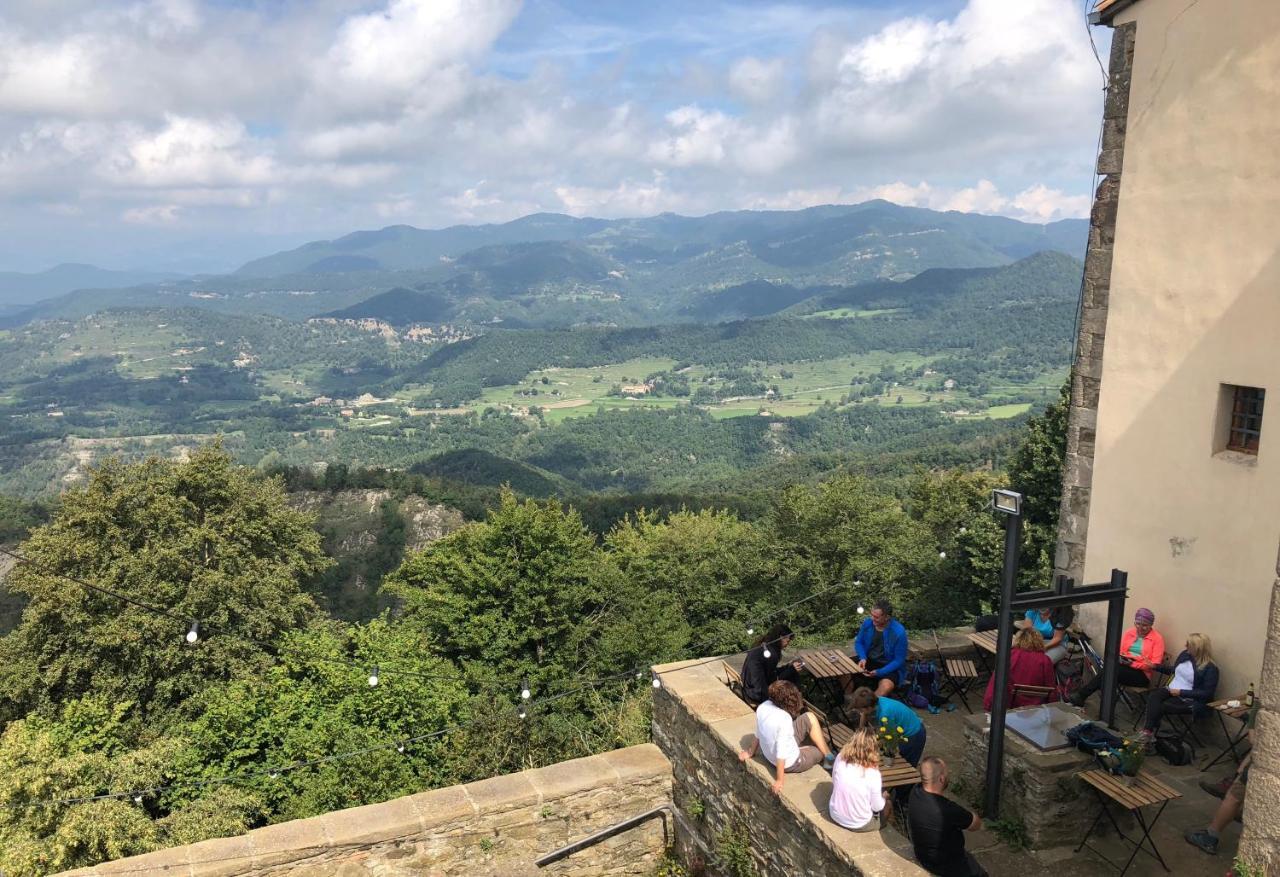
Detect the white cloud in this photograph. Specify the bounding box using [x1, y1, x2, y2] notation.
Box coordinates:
[0, 0, 1103, 270]
[728, 56, 786, 103]
[122, 204, 181, 225]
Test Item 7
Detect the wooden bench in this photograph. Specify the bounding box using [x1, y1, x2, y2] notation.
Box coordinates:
[805, 699, 856, 750]
[721, 661, 746, 702]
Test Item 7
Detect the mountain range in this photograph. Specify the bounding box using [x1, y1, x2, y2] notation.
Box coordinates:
[2, 201, 1086, 329]
[0, 263, 181, 310]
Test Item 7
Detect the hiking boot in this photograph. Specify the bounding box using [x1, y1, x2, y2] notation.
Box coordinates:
[1184, 829, 1219, 855]
[1199, 776, 1232, 800]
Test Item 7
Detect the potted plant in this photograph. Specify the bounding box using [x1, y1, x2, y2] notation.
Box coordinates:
[1117, 738, 1146, 785]
[879, 716, 909, 766]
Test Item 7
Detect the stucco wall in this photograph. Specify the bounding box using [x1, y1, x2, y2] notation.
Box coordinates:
[1077, 0, 1280, 701]
[650, 656, 928, 877]
[57, 745, 671, 877]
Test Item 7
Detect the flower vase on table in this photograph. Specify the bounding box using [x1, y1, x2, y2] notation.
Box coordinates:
[1117, 739, 1146, 786]
[879, 716, 908, 769]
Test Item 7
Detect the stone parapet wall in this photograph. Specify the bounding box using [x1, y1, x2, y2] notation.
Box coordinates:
[58, 745, 671, 877]
[651, 656, 928, 876]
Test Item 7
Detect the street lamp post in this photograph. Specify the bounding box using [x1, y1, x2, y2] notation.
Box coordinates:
[983, 489, 1022, 818]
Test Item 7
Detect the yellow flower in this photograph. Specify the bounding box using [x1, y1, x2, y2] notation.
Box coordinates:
[897, 726, 904, 733]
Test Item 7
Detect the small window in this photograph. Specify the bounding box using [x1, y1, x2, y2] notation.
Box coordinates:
[1226, 385, 1265, 454]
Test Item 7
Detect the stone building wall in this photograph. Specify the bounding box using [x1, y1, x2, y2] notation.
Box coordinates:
[1052, 21, 1135, 588]
[58, 745, 671, 877]
[1240, 547, 1280, 873]
[650, 656, 927, 877]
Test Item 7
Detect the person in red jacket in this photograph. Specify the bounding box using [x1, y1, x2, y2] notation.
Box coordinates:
[1069, 607, 1165, 707]
[983, 627, 1058, 711]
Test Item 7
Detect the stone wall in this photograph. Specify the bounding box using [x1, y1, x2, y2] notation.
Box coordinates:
[58, 745, 671, 877]
[1239, 547, 1280, 872]
[651, 656, 928, 876]
[1053, 20, 1135, 588]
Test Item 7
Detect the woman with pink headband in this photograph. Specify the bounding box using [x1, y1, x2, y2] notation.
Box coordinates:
[1069, 607, 1165, 707]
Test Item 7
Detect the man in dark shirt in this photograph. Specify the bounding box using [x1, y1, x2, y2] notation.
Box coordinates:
[907, 757, 987, 877]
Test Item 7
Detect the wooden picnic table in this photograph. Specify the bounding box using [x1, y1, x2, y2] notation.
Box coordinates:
[1203, 696, 1253, 771]
[1075, 768, 1181, 875]
[880, 760, 922, 789]
[967, 629, 999, 655]
[794, 647, 862, 679]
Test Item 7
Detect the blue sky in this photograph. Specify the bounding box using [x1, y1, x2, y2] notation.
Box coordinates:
[0, 0, 1109, 273]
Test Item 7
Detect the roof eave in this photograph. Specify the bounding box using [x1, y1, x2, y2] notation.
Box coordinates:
[1090, 0, 1141, 25]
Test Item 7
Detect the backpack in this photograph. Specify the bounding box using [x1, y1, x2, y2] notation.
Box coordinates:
[1155, 733, 1194, 766]
[1065, 721, 1124, 754]
[905, 660, 946, 709]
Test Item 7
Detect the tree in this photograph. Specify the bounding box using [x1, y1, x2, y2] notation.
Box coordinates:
[0, 446, 330, 724]
[1007, 383, 1070, 583]
[606, 509, 771, 654]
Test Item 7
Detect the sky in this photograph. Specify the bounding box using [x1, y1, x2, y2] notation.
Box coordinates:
[0, 0, 1110, 274]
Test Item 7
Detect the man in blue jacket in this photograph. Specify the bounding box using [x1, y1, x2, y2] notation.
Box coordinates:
[853, 599, 908, 697]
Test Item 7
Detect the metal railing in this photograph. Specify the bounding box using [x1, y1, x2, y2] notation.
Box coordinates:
[534, 804, 672, 868]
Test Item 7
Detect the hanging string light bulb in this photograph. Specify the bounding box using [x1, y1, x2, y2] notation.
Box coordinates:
[857, 605, 865, 615]
[651, 673, 662, 689]
[396, 741, 407, 754]
[939, 551, 947, 559]
[518, 704, 528, 719]
[520, 678, 531, 700]
[185, 620, 200, 644]
[367, 666, 380, 687]
[133, 793, 144, 805]
[746, 626, 754, 636]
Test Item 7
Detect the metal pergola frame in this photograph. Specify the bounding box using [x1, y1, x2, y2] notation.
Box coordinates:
[983, 498, 1129, 817]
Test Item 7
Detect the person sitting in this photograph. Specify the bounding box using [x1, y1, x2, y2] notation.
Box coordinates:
[1069, 607, 1165, 707]
[853, 599, 908, 697]
[1185, 715, 1255, 856]
[828, 726, 891, 832]
[907, 757, 987, 877]
[983, 627, 1058, 711]
[1138, 632, 1218, 745]
[738, 680, 833, 795]
[740, 622, 801, 706]
[848, 687, 925, 767]
[1016, 605, 1071, 663]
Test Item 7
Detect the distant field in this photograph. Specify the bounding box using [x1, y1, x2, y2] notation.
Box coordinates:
[460, 351, 950, 422]
[804, 307, 903, 320]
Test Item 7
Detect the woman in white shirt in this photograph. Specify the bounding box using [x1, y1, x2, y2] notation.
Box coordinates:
[737, 680, 832, 794]
[829, 726, 891, 831]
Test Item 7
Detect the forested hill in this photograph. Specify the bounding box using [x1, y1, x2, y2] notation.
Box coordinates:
[236, 201, 1086, 278]
[402, 251, 1080, 405]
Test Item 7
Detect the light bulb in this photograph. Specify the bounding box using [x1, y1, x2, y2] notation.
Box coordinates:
[185, 620, 199, 643]
[763, 647, 771, 658]
[857, 605, 865, 615]
[397, 741, 406, 753]
[518, 706, 527, 719]
[939, 551, 947, 559]
[651, 675, 662, 689]
[269, 770, 279, 780]
[133, 794, 143, 804]
[634, 668, 643, 680]
[520, 678, 531, 700]
[853, 579, 863, 587]
[746, 627, 754, 636]
[367, 666, 380, 687]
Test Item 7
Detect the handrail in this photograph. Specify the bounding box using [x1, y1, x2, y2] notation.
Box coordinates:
[534, 804, 672, 868]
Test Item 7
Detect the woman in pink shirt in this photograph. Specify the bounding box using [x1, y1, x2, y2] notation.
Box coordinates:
[829, 726, 891, 832]
[1069, 607, 1165, 707]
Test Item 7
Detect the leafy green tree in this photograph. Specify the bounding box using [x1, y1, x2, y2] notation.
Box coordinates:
[0, 446, 330, 724]
[606, 508, 773, 653]
[768, 475, 944, 632]
[1007, 383, 1070, 583]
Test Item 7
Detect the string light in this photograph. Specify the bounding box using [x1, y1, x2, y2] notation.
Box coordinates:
[367, 666, 380, 687]
[518, 704, 528, 719]
[186, 621, 200, 644]
[520, 678, 531, 700]
[762, 645, 771, 658]
[746, 627, 753, 636]
[396, 741, 407, 754]
[857, 605, 865, 614]
[133, 794, 143, 805]
[939, 551, 947, 559]
[651, 673, 662, 689]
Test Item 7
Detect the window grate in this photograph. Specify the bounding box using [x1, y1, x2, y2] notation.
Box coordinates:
[1226, 386, 1265, 453]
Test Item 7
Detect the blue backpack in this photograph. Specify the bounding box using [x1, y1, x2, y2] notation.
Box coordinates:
[905, 660, 945, 709]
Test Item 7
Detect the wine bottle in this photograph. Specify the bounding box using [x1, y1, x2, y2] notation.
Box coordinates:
[1245, 682, 1255, 708]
